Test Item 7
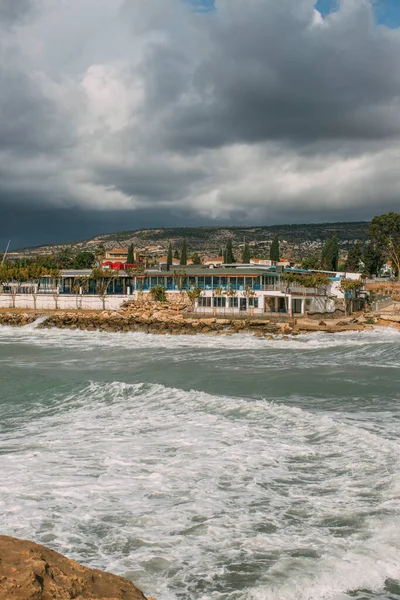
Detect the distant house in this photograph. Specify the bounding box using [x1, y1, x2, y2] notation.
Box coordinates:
[105, 248, 128, 262]
[250, 258, 275, 266]
[380, 260, 394, 277]
[103, 247, 145, 268]
[278, 258, 292, 268]
[157, 256, 180, 266]
[203, 256, 224, 266]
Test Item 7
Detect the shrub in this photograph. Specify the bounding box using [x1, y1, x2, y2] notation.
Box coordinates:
[150, 285, 167, 302]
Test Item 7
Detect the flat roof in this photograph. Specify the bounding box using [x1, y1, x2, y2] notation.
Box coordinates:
[61, 270, 92, 276]
[145, 268, 271, 276]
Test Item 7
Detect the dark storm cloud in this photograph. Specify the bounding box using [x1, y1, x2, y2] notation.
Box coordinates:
[0, 0, 33, 27]
[94, 162, 207, 200]
[0, 70, 75, 157]
[145, 0, 400, 150]
[1, 0, 400, 248]
[0, 201, 241, 250]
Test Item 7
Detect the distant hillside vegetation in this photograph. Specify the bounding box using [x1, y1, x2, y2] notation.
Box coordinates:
[94, 222, 369, 246]
[16, 221, 369, 256]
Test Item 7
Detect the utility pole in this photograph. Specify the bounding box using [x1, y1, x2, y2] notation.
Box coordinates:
[1, 240, 11, 265]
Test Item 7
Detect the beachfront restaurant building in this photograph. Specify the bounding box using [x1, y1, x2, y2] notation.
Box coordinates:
[56, 265, 357, 315]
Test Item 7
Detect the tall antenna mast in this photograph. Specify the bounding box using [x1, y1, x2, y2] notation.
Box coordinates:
[1, 240, 11, 265]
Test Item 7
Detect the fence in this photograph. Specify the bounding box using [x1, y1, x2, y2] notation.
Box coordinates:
[370, 296, 395, 312]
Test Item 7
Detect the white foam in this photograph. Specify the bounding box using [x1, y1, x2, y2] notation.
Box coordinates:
[1, 381, 400, 599]
[0, 322, 400, 353]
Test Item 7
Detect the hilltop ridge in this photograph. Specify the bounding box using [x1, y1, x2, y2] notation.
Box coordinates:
[10, 221, 369, 260]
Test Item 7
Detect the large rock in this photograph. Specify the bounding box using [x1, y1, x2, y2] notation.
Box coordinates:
[0, 535, 152, 600]
[377, 314, 400, 323]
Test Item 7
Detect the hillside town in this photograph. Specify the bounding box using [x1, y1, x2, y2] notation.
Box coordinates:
[0, 235, 373, 320]
[0, 213, 399, 326]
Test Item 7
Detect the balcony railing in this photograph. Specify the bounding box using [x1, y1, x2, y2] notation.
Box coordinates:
[2, 278, 328, 297]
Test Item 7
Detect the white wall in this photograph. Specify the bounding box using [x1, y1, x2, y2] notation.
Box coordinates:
[306, 296, 336, 313]
[0, 294, 127, 311]
[0, 290, 337, 314]
[328, 272, 362, 300]
[194, 290, 338, 316]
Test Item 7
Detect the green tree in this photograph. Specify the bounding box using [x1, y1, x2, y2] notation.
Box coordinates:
[56, 247, 74, 269]
[224, 239, 235, 264]
[301, 255, 320, 270]
[167, 242, 173, 268]
[186, 287, 201, 308]
[173, 270, 187, 294]
[191, 252, 202, 265]
[127, 244, 135, 264]
[180, 240, 188, 266]
[270, 235, 280, 262]
[368, 212, 400, 280]
[321, 236, 339, 271]
[174, 249, 180, 260]
[0, 264, 26, 308]
[362, 241, 385, 277]
[91, 268, 115, 310]
[95, 244, 106, 267]
[242, 242, 251, 264]
[73, 252, 96, 269]
[345, 241, 363, 272]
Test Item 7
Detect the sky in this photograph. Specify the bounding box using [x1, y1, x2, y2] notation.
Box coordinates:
[1, 0, 400, 249]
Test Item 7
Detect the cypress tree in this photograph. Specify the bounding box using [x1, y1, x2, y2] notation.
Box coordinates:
[242, 242, 251, 264]
[331, 236, 339, 271]
[180, 240, 188, 266]
[321, 238, 330, 270]
[127, 244, 135, 264]
[345, 241, 363, 272]
[270, 235, 280, 262]
[225, 239, 235, 264]
[174, 249, 180, 260]
[321, 236, 339, 271]
[363, 241, 385, 277]
[167, 242, 173, 268]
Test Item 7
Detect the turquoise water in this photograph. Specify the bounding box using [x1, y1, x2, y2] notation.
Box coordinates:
[1, 323, 400, 600]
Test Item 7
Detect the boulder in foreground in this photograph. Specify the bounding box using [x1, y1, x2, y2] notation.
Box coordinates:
[0, 535, 153, 600]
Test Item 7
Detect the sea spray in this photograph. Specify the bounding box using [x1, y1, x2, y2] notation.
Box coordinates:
[1, 328, 400, 599]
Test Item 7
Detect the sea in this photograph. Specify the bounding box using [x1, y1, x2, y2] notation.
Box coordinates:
[1, 322, 400, 600]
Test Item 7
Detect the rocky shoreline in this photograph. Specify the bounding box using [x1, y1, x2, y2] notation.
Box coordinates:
[0, 297, 392, 336]
[0, 535, 154, 600]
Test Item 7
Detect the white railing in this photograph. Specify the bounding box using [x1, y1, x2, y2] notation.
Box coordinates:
[262, 284, 326, 295]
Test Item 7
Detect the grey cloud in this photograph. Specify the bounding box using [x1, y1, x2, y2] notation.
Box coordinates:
[1, 0, 400, 248]
[0, 70, 75, 157]
[152, 0, 400, 150]
[0, 0, 33, 27]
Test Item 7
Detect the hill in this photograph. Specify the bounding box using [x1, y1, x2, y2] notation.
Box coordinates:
[12, 221, 369, 260]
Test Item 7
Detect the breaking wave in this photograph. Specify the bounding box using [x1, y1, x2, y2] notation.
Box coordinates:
[1, 380, 400, 599]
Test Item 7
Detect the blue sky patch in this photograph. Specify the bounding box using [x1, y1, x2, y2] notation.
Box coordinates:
[186, 0, 215, 12]
[374, 0, 400, 28]
[315, 0, 400, 28]
[314, 0, 340, 18]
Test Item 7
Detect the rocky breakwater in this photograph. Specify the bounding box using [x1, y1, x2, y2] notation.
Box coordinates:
[0, 301, 373, 336]
[0, 535, 155, 600]
[0, 311, 41, 327]
[37, 297, 293, 336]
